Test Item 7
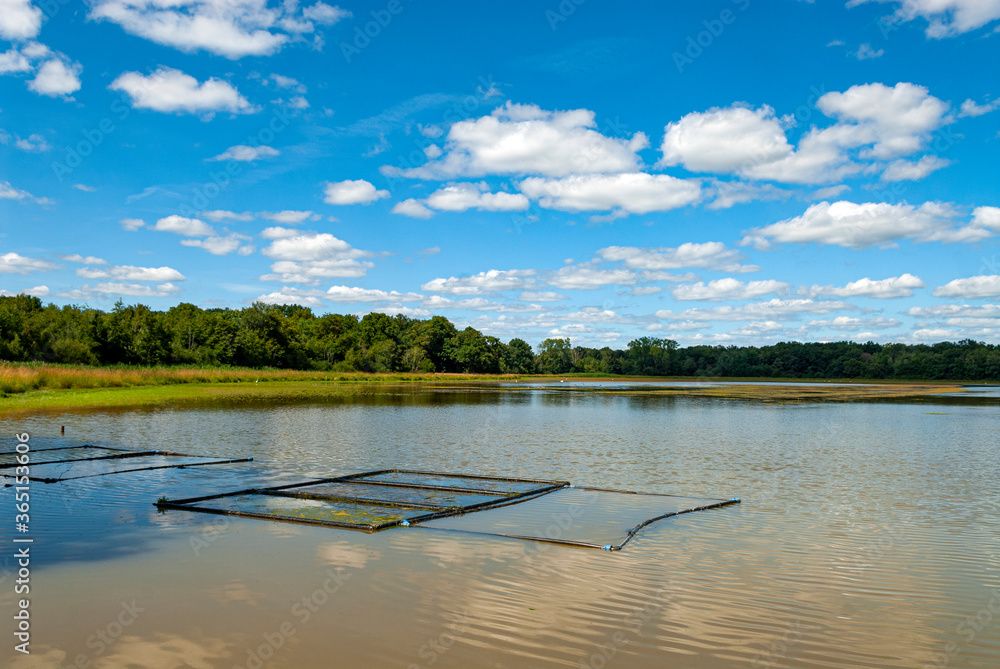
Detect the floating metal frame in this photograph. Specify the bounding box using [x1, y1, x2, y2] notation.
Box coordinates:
[156, 469, 571, 532]
[0, 445, 253, 483]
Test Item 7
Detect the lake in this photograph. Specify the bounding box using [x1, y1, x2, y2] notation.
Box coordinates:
[2, 384, 999, 668]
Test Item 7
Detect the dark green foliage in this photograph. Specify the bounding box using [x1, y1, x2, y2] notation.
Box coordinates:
[0, 296, 997, 379]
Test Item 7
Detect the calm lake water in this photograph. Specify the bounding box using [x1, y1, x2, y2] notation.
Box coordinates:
[2, 385, 999, 668]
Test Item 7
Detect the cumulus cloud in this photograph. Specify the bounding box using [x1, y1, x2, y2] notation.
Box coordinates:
[972, 206, 1000, 230]
[60, 254, 107, 265]
[657, 83, 950, 185]
[806, 316, 901, 330]
[326, 286, 423, 303]
[201, 210, 253, 222]
[0, 285, 48, 297]
[255, 288, 325, 308]
[655, 298, 854, 322]
[802, 273, 925, 298]
[420, 269, 536, 295]
[880, 155, 951, 181]
[1, 180, 51, 205]
[110, 67, 255, 115]
[391, 198, 434, 219]
[153, 215, 216, 236]
[207, 145, 278, 161]
[932, 275, 1000, 298]
[598, 242, 758, 273]
[90, 0, 349, 59]
[120, 218, 145, 231]
[519, 173, 700, 215]
[180, 234, 254, 255]
[960, 99, 1000, 121]
[0, 130, 50, 152]
[323, 179, 390, 205]
[387, 101, 648, 179]
[260, 232, 374, 283]
[741, 201, 989, 249]
[671, 278, 791, 301]
[847, 0, 1000, 38]
[0, 252, 58, 274]
[548, 266, 638, 290]
[76, 265, 185, 281]
[262, 210, 316, 224]
[0, 0, 42, 40]
[424, 183, 529, 212]
[28, 58, 82, 97]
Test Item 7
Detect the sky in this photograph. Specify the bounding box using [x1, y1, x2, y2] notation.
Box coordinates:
[1, 0, 999, 349]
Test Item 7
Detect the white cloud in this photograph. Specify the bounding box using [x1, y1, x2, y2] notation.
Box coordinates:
[816, 82, 950, 160]
[854, 43, 884, 59]
[848, 0, 1000, 37]
[260, 232, 374, 283]
[659, 105, 793, 173]
[120, 218, 145, 231]
[180, 234, 253, 255]
[73, 183, 95, 192]
[805, 316, 900, 330]
[255, 287, 326, 308]
[201, 210, 254, 222]
[802, 273, 925, 298]
[94, 282, 181, 297]
[657, 83, 950, 185]
[27, 59, 82, 97]
[1, 131, 50, 152]
[208, 145, 279, 161]
[656, 298, 854, 322]
[421, 269, 536, 295]
[388, 101, 648, 179]
[262, 210, 316, 224]
[0, 47, 31, 73]
[153, 215, 215, 236]
[0, 180, 50, 205]
[322, 179, 390, 205]
[77, 265, 185, 281]
[424, 182, 529, 212]
[880, 155, 951, 181]
[110, 67, 255, 115]
[0, 0, 42, 41]
[671, 278, 791, 301]
[932, 275, 1000, 298]
[519, 173, 700, 215]
[598, 242, 758, 273]
[269, 73, 306, 92]
[548, 266, 638, 290]
[0, 252, 58, 274]
[741, 201, 989, 249]
[706, 180, 791, 209]
[959, 98, 1000, 117]
[519, 291, 566, 302]
[61, 254, 107, 265]
[259, 226, 298, 239]
[972, 206, 1000, 231]
[908, 304, 1000, 319]
[391, 198, 434, 219]
[90, 0, 349, 59]
[326, 286, 423, 303]
[0, 285, 48, 298]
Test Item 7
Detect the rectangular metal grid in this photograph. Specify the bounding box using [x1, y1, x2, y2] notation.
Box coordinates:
[156, 469, 571, 532]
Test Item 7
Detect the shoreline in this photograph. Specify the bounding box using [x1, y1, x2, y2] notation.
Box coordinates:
[1, 368, 995, 414]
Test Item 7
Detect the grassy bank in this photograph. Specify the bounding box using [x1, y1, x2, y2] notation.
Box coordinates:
[0, 363, 993, 414]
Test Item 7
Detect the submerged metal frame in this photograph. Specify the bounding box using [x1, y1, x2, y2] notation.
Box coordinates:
[156, 469, 571, 532]
[0, 445, 253, 483]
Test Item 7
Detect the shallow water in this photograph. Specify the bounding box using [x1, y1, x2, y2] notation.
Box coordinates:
[2, 387, 999, 668]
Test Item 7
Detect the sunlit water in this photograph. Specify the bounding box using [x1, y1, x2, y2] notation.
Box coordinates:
[2, 386, 998, 668]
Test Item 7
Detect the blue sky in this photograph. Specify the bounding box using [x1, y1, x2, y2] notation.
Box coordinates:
[1, 0, 998, 348]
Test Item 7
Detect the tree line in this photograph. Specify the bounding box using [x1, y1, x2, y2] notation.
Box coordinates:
[0, 295, 998, 380]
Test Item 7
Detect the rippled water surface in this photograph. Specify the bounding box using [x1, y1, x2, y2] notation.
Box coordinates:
[2, 387, 999, 668]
